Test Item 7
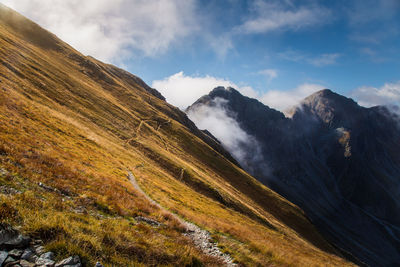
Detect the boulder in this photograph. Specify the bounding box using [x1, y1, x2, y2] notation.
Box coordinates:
[0, 224, 30, 249]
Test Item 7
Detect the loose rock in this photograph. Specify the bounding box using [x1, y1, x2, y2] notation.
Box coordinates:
[0, 251, 8, 266]
[40, 251, 54, 260]
[20, 248, 34, 260]
[134, 216, 161, 227]
[19, 259, 35, 267]
[8, 249, 23, 258]
[35, 257, 55, 266]
[55, 255, 80, 267]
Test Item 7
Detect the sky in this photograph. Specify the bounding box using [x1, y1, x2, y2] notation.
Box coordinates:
[2, 0, 400, 111]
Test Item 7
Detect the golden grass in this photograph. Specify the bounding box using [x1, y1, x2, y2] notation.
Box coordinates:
[0, 5, 355, 266]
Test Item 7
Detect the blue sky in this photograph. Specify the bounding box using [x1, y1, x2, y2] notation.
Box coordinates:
[2, 0, 400, 111]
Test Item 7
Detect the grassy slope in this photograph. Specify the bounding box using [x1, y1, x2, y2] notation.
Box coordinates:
[0, 4, 353, 266]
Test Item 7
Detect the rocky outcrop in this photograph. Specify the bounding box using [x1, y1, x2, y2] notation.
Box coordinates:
[0, 223, 82, 267]
[188, 87, 400, 266]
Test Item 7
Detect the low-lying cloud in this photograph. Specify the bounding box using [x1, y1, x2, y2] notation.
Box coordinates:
[259, 83, 325, 112]
[187, 97, 267, 174]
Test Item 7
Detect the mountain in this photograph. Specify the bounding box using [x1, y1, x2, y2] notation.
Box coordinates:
[188, 87, 400, 266]
[0, 4, 354, 266]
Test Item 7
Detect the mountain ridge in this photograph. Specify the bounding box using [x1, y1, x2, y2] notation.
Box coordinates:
[188, 86, 400, 266]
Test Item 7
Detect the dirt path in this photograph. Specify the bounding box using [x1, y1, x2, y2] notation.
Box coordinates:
[128, 172, 237, 266]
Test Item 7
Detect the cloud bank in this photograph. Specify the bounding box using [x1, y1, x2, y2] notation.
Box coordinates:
[152, 71, 258, 110]
[351, 81, 400, 107]
[1, 0, 197, 63]
[153, 72, 324, 112]
[187, 97, 267, 174]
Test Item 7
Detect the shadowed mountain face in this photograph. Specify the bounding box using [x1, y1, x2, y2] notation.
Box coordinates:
[188, 87, 400, 266]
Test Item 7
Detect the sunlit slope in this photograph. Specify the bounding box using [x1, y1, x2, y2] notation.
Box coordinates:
[0, 4, 353, 266]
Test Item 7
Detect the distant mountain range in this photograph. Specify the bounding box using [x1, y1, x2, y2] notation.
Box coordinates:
[188, 87, 400, 266]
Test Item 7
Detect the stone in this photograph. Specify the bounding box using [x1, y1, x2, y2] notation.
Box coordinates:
[20, 249, 33, 260]
[35, 257, 55, 266]
[0, 224, 30, 249]
[33, 245, 45, 255]
[8, 249, 23, 258]
[19, 260, 35, 267]
[134, 216, 161, 227]
[3, 255, 16, 265]
[39, 252, 54, 260]
[95, 262, 104, 267]
[0, 251, 8, 266]
[55, 255, 80, 267]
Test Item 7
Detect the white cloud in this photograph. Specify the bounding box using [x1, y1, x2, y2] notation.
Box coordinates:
[1, 0, 197, 63]
[152, 71, 324, 113]
[259, 83, 325, 112]
[151, 71, 257, 109]
[187, 97, 267, 174]
[258, 69, 278, 81]
[279, 50, 341, 66]
[351, 81, 400, 107]
[308, 53, 341, 67]
[235, 0, 331, 34]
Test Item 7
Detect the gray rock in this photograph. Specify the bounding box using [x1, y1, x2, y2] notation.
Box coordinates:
[20, 248, 33, 260]
[39, 252, 54, 260]
[35, 257, 55, 266]
[55, 255, 80, 267]
[19, 259, 35, 267]
[8, 249, 23, 258]
[134, 216, 161, 227]
[0, 224, 30, 249]
[63, 264, 81, 267]
[33, 246, 45, 255]
[95, 262, 104, 267]
[0, 251, 8, 266]
[3, 255, 16, 264]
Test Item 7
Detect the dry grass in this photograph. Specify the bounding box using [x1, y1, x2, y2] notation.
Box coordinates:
[0, 4, 355, 266]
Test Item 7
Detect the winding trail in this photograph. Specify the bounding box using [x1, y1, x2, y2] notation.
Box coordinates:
[128, 172, 237, 266]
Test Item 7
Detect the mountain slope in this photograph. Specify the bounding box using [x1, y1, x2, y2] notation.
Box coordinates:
[188, 87, 400, 266]
[0, 4, 353, 266]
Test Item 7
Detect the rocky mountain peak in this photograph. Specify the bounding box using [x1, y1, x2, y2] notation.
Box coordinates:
[291, 89, 363, 128]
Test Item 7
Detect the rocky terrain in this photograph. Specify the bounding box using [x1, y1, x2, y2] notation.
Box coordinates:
[128, 172, 236, 266]
[188, 87, 400, 266]
[0, 223, 83, 267]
